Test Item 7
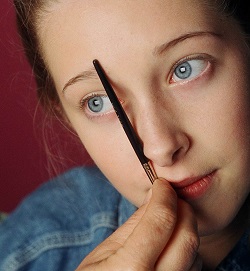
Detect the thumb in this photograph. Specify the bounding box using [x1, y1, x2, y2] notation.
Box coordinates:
[120, 178, 178, 268]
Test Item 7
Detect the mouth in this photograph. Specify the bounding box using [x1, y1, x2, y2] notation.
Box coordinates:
[171, 170, 216, 201]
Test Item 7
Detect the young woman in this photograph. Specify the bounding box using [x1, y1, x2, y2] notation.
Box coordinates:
[1, 0, 250, 270]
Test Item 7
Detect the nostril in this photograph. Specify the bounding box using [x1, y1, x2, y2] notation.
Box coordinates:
[172, 147, 184, 163]
[143, 145, 180, 167]
[142, 132, 191, 167]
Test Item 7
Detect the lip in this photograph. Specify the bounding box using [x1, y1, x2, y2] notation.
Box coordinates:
[171, 170, 216, 200]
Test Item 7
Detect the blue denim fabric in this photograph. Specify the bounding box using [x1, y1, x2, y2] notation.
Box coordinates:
[0, 167, 137, 271]
[0, 166, 249, 271]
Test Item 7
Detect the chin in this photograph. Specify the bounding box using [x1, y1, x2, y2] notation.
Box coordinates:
[197, 212, 240, 238]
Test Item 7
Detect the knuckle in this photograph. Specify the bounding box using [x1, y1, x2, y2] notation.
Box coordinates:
[151, 204, 177, 233]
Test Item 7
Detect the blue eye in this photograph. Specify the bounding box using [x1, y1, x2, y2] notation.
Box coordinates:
[81, 94, 113, 115]
[88, 96, 104, 112]
[172, 59, 207, 82]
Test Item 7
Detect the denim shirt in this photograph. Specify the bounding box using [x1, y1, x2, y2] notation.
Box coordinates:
[0, 167, 249, 271]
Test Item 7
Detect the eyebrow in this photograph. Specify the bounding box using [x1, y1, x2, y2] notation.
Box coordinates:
[63, 31, 222, 93]
[153, 31, 222, 55]
[62, 68, 98, 93]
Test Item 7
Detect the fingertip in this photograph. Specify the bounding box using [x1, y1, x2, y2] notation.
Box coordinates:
[142, 178, 171, 206]
[153, 177, 170, 185]
[153, 177, 176, 193]
[151, 177, 178, 207]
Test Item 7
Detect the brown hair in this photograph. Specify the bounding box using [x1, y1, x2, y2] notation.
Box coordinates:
[14, 0, 59, 113]
[14, 0, 250, 112]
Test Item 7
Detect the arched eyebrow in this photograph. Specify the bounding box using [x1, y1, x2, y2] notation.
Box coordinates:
[153, 31, 222, 56]
[62, 68, 98, 93]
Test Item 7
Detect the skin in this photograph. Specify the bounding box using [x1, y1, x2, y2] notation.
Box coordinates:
[38, 0, 250, 269]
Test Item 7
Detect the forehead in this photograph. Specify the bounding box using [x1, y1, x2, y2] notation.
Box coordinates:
[39, 0, 221, 87]
[41, 0, 212, 46]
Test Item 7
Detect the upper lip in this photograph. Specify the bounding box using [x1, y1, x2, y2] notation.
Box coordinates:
[169, 170, 216, 189]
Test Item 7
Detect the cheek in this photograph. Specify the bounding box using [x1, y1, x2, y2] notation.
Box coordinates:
[200, 52, 250, 151]
[75, 119, 150, 206]
[208, 88, 250, 174]
[219, 75, 250, 147]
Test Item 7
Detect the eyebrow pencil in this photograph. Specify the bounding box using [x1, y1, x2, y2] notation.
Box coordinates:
[93, 59, 157, 184]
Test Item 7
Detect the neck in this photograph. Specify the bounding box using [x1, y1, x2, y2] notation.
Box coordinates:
[199, 224, 246, 270]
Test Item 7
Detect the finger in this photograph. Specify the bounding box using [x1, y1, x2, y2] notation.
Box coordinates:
[118, 178, 178, 269]
[82, 201, 149, 264]
[79, 178, 178, 270]
[156, 200, 199, 271]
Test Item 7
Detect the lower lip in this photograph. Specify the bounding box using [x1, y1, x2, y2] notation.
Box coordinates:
[175, 172, 215, 200]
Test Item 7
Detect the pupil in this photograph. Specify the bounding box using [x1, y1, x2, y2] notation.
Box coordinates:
[88, 96, 103, 112]
[175, 62, 192, 79]
[180, 67, 186, 73]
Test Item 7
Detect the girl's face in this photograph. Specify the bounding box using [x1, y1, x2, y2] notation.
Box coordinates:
[40, 0, 250, 236]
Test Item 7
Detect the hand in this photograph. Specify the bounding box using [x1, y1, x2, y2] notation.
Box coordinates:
[76, 178, 201, 270]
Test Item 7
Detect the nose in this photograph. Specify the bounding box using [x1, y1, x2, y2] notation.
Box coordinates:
[136, 108, 191, 167]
